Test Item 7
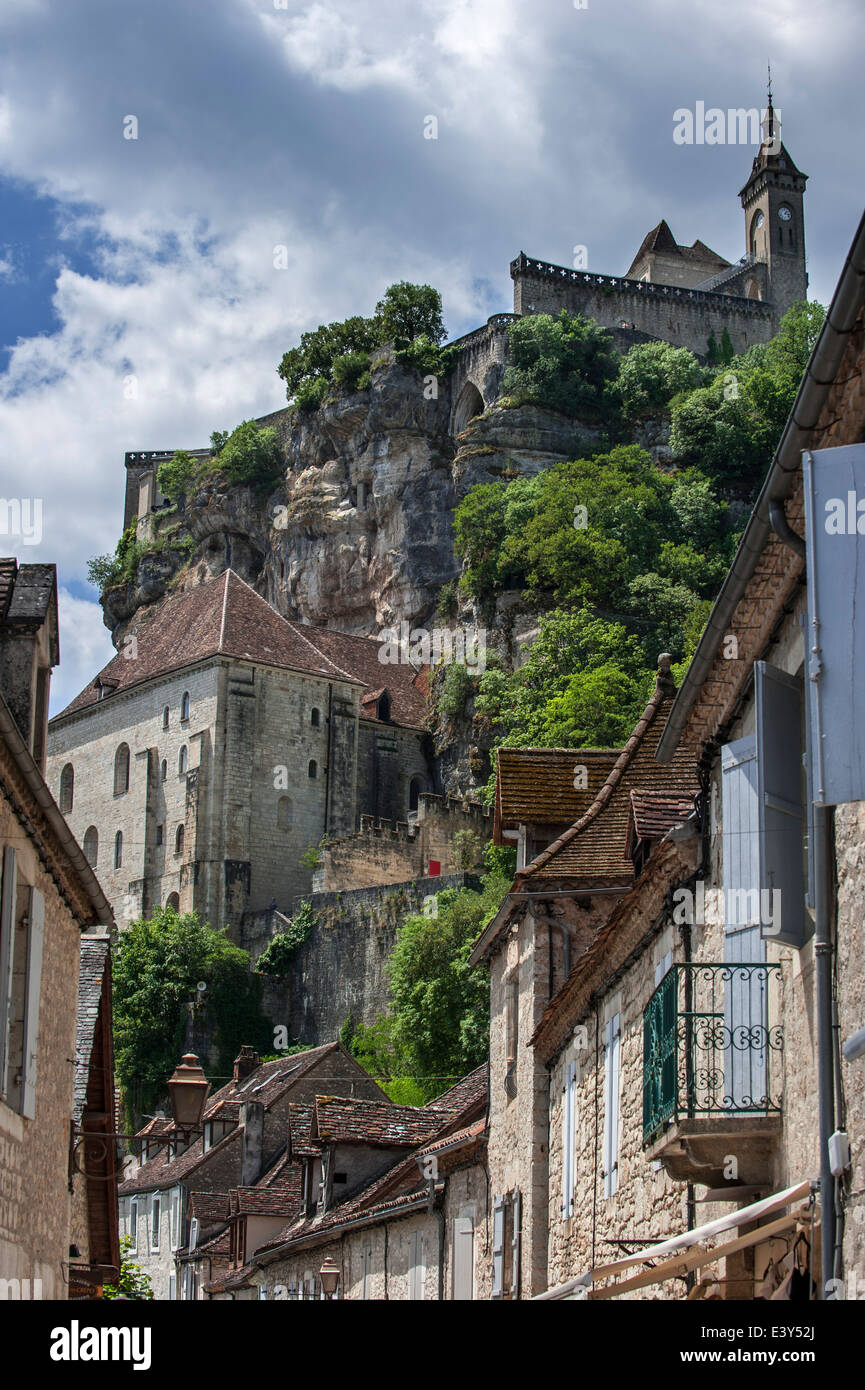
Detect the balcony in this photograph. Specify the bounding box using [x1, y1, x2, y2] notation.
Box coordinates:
[643, 963, 783, 1188]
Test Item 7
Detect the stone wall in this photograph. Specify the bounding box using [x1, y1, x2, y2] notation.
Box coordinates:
[243, 873, 478, 1047]
[315, 793, 491, 893]
[511, 256, 777, 356]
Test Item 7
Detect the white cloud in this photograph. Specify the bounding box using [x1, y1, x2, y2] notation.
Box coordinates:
[51, 588, 115, 716]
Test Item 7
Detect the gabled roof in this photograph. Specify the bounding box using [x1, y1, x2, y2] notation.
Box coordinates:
[494, 747, 620, 839]
[516, 667, 697, 883]
[53, 570, 428, 729]
[628, 222, 729, 278]
[627, 789, 696, 845]
[312, 1096, 451, 1148]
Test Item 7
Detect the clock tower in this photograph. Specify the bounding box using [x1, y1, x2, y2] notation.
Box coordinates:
[739, 99, 808, 328]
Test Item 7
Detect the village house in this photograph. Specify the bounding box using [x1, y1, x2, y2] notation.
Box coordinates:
[197, 1064, 489, 1301]
[117, 1041, 386, 1299]
[470, 663, 698, 1297]
[46, 569, 433, 932]
[0, 559, 117, 1299]
[516, 206, 865, 1301]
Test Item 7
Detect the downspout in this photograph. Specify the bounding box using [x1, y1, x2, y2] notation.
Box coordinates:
[323, 682, 334, 836]
[533, 915, 571, 999]
[775, 479, 838, 1296]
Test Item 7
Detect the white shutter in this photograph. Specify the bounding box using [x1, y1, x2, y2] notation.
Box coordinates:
[0, 846, 17, 1099]
[655, 950, 672, 986]
[408, 1231, 425, 1301]
[491, 1196, 505, 1298]
[722, 737, 767, 1107]
[562, 1061, 576, 1219]
[510, 1188, 521, 1297]
[453, 1216, 474, 1301]
[21, 887, 44, 1119]
[189, 1216, 199, 1251]
[603, 1015, 621, 1199]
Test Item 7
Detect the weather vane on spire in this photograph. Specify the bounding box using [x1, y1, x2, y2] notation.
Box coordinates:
[767, 61, 773, 109]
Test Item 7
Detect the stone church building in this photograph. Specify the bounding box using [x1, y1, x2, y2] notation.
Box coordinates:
[46, 570, 432, 931]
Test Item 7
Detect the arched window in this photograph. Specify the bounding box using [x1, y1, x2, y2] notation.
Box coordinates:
[161, 759, 167, 783]
[308, 760, 317, 780]
[59, 763, 74, 813]
[114, 743, 130, 796]
[162, 706, 170, 729]
[181, 692, 190, 722]
[409, 777, 423, 813]
[166, 892, 180, 912]
[178, 746, 188, 775]
[378, 691, 391, 722]
[114, 831, 123, 870]
[277, 796, 293, 829]
[310, 708, 321, 728]
[83, 826, 99, 867]
[174, 825, 184, 856]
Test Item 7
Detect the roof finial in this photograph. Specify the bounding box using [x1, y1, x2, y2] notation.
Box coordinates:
[767, 60, 773, 110]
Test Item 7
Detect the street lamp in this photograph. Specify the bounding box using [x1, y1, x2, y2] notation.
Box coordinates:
[167, 1053, 211, 1135]
[319, 1256, 340, 1300]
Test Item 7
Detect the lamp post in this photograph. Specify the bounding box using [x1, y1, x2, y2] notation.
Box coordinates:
[319, 1256, 340, 1301]
[167, 1053, 211, 1137]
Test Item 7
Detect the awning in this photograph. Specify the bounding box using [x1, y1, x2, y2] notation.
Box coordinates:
[535, 1178, 815, 1301]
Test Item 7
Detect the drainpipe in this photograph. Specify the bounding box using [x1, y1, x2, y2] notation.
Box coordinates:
[323, 682, 334, 836]
[774, 478, 838, 1295]
[532, 915, 571, 999]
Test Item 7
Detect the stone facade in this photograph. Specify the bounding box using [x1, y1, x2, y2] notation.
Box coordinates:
[313, 793, 490, 893]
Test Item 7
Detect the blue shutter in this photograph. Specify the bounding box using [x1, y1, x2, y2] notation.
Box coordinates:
[0, 846, 17, 1100]
[510, 1188, 521, 1297]
[491, 1196, 505, 1298]
[755, 662, 808, 948]
[803, 443, 865, 805]
[721, 738, 767, 1107]
[603, 1015, 621, 1199]
[21, 887, 45, 1118]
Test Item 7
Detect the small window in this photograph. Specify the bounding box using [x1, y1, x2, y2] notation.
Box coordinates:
[150, 1195, 161, 1252]
[83, 826, 99, 867]
[170, 1189, 180, 1250]
[181, 691, 190, 722]
[310, 708, 321, 728]
[175, 825, 184, 856]
[59, 763, 74, 813]
[308, 760, 317, 780]
[277, 796, 293, 829]
[162, 706, 170, 729]
[114, 831, 123, 870]
[161, 759, 167, 782]
[129, 1200, 139, 1252]
[178, 746, 188, 775]
[156, 824, 164, 847]
[114, 743, 130, 796]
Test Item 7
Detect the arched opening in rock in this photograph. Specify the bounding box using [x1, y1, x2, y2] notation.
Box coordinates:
[453, 381, 484, 435]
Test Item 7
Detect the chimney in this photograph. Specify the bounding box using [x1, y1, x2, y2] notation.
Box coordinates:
[240, 1100, 265, 1186]
[232, 1045, 260, 1086]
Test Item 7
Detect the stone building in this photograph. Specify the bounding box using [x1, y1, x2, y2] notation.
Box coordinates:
[46, 569, 433, 931]
[0, 559, 116, 1299]
[469, 665, 698, 1298]
[117, 1041, 385, 1299]
[198, 1064, 489, 1301]
[510, 102, 807, 357]
[490, 207, 865, 1301]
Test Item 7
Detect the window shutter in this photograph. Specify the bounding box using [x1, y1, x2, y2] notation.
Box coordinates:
[562, 1061, 576, 1219]
[510, 1188, 521, 1298]
[755, 662, 808, 947]
[453, 1215, 474, 1300]
[654, 949, 672, 987]
[492, 1196, 505, 1298]
[0, 846, 17, 1100]
[721, 736, 767, 1107]
[603, 1016, 621, 1199]
[20, 887, 44, 1118]
[189, 1216, 199, 1251]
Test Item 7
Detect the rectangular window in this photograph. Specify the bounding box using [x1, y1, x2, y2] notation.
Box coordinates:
[168, 1272, 176, 1301]
[561, 1060, 576, 1219]
[0, 845, 17, 1102]
[491, 1190, 521, 1298]
[150, 1195, 161, 1252]
[722, 733, 768, 1106]
[189, 1217, 199, 1252]
[408, 1231, 425, 1301]
[170, 1189, 180, 1250]
[453, 1215, 474, 1301]
[754, 661, 808, 947]
[602, 1014, 621, 1199]
[129, 1200, 139, 1253]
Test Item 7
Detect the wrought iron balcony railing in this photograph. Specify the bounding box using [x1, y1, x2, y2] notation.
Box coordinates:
[643, 962, 783, 1145]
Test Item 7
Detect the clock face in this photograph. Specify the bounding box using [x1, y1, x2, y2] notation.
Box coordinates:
[779, 206, 793, 222]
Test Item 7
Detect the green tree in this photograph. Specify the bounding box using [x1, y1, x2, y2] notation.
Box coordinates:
[374, 281, 445, 345]
[113, 907, 270, 1123]
[87, 524, 146, 596]
[157, 450, 197, 504]
[256, 901, 318, 977]
[277, 316, 380, 399]
[102, 1236, 154, 1300]
[502, 310, 619, 421]
[214, 420, 282, 486]
[616, 341, 706, 420]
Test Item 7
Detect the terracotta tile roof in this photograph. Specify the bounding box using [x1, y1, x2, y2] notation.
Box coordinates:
[427, 1063, 488, 1116]
[119, 1124, 242, 1196]
[494, 747, 620, 838]
[193, 1229, 231, 1259]
[73, 937, 111, 1124]
[233, 1187, 303, 1219]
[628, 789, 697, 843]
[52, 570, 427, 729]
[312, 1096, 451, 1148]
[201, 1042, 342, 1118]
[190, 1193, 231, 1223]
[286, 1104, 317, 1159]
[517, 670, 698, 883]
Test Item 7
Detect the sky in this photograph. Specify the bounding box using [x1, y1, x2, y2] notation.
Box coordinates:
[0, 0, 863, 713]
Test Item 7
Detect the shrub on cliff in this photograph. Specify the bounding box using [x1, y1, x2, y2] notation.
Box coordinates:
[156, 449, 198, 504]
[87, 523, 147, 595]
[374, 281, 446, 346]
[256, 901, 318, 977]
[211, 419, 282, 486]
[502, 309, 619, 421]
[616, 340, 707, 421]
